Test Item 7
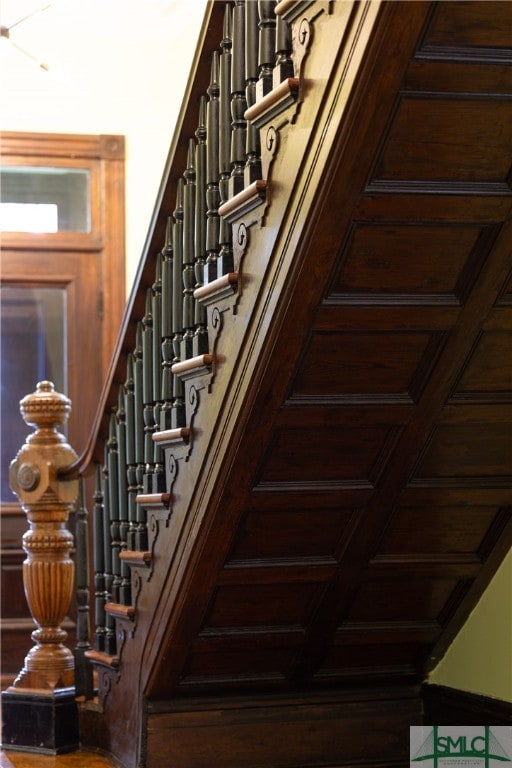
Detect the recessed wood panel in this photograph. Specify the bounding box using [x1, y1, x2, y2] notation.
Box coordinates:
[379, 505, 498, 555]
[181, 646, 293, 682]
[290, 331, 437, 399]
[227, 507, 358, 562]
[372, 97, 512, 186]
[258, 426, 393, 485]
[422, 1, 512, 50]
[414, 423, 512, 479]
[454, 332, 512, 395]
[347, 578, 461, 622]
[202, 583, 321, 630]
[329, 224, 480, 298]
[322, 642, 425, 673]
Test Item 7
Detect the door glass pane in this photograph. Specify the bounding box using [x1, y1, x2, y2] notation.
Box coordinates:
[0, 286, 67, 502]
[0, 167, 90, 233]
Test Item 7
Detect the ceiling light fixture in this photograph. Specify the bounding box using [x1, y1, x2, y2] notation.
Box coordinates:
[0, 4, 51, 71]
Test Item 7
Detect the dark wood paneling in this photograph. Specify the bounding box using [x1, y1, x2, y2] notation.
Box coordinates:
[83, 7, 512, 765]
[379, 505, 500, 555]
[371, 96, 512, 187]
[141, 0, 512, 705]
[423, 684, 512, 725]
[329, 223, 482, 300]
[414, 422, 512, 479]
[146, 689, 423, 768]
[421, 1, 512, 51]
[258, 426, 395, 485]
[454, 332, 512, 395]
[291, 331, 438, 399]
[227, 506, 358, 563]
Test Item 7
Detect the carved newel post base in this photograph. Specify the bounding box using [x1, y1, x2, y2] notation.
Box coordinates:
[2, 381, 80, 754]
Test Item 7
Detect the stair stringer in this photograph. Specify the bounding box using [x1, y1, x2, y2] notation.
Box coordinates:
[80, 2, 410, 766]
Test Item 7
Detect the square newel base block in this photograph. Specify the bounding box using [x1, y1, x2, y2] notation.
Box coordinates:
[1, 687, 79, 754]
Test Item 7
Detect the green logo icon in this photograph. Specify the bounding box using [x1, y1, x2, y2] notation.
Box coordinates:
[412, 726, 511, 767]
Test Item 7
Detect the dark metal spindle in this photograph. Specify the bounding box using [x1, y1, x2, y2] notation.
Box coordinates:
[256, 1, 277, 101]
[152, 254, 166, 491]
[218, 6, 234, 276]
[228, 0, 247, 199]
[142, 288, 155, 494]
[74, 477, 93, 699]
[116, 386, 131, 604]
[182, 139, 197, 362]
[161, 218, 174, 428]
[93, 464, 106, 651]
[245, 0, 262, 185]
[194, 96, 209, 356]
[102, 454, 116, 654]
[205, 52, 220, 283]
[125, 353, 138, 550]
[172, 179, 186, 428]
[134, 322, 147, 549]
[107, 412, 121, 604]
[273, 13, 294, 86]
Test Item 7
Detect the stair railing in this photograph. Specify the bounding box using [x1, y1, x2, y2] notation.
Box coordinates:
[8, 0, 322, 715]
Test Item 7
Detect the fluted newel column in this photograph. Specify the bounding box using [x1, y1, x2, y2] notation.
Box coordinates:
[3, 380, 80, 754]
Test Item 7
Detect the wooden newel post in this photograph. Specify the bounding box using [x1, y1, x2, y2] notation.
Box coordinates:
[2, 380, 80, 754]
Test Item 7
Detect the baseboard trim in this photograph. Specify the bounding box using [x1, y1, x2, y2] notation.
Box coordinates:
[423, 684, 512, 725]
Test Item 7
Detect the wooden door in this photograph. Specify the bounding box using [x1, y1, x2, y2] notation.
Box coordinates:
[0, 132, 125, 686]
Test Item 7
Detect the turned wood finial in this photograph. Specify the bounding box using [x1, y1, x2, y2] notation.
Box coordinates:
[8, 380, 79, 693]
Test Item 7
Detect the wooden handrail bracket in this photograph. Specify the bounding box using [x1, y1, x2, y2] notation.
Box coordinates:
[105, 602, 136, 622]
[152, 427, 191, 445]
[194, 273, 238, 304]
[172, 353, 214, 380]
[85, 649, 119, 670]
[135, 492, 171, 509]
[218, 180, 267, 223]
[120, 550, 152, 568]
[245, 78, 299, 128]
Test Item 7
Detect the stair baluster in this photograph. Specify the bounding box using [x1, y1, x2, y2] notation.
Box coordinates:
[152, 254, 166, 491]
[228, 0, 247, 200]
[102, 449, 116, 655]
[74, 478, 93, 699]
[244, 0, 262, 185]
[256, 1, 277, 101]
[217, 6, 233, 276]
[172, 179, 186, 428]
[161, 218, 175, 428]
[116, 387, 131, 605]
[142, 289, 155, 498]
[125, 354, 138, 550]
[134, 323, 146, 548]
[107, 413, 121, 605]
[93, 464, 106, 652]
[182, 139, 197, 362]
[273, 12, 294, 86]
[205, 53, 221, 283]
[194, 96, 209, 356]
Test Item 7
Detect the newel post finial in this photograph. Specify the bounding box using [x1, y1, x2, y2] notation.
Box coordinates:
[3, 381, 80, 754]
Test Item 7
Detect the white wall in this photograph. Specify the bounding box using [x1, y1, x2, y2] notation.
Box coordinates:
[429, 550, 512, 702]
[1, 0, 207, 295]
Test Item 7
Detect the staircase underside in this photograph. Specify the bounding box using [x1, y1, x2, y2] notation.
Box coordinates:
[84, 2, 512, 766]
[146, 0, 512, 699]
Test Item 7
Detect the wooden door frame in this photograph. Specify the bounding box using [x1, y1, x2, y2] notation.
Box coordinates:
[1, 131, 125, 377]
[0, 131, 126, 687]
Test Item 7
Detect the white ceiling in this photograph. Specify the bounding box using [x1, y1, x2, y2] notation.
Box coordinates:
[0, 0, 201, 77]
